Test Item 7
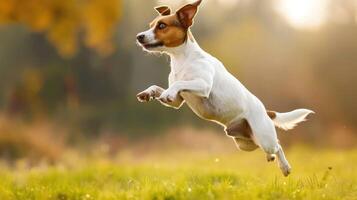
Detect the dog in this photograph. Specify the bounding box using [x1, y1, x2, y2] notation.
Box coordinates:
[135, 0, 313, 176]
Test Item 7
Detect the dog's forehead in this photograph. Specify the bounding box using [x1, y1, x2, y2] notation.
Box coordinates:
[149, 14, 179, 28]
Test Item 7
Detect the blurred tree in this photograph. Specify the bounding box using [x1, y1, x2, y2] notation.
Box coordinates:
[0, 0, 122, 57]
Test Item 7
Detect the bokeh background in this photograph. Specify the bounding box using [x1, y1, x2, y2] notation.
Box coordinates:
[0, 0, 356, 165]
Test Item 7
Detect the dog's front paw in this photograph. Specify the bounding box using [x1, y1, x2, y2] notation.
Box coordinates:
[136, 90, 154, 102]
[158, 90, 177, 103]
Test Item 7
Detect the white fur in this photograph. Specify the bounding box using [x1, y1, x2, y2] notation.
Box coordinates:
[273, 109, 314, 131]
[137, 28, 156, 43]
[137, 30, 313, 176]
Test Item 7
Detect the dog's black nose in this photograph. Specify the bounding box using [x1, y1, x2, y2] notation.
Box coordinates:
[136, 34, 145, 43]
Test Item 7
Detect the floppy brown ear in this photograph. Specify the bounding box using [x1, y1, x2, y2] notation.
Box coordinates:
[176, 0, 202, 28]
[155, 6, 171, 16]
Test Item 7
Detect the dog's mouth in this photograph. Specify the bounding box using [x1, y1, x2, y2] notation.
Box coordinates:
[141, 41, 164, 49]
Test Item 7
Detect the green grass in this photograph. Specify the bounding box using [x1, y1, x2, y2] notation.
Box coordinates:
[0, 147, 356, 200]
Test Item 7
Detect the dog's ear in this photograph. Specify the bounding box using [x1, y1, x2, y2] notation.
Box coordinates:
[155, 6, 171, 16]
[176, 0, 202, 28]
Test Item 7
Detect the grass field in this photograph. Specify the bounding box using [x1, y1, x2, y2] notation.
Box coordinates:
[0, 146, 356, 200]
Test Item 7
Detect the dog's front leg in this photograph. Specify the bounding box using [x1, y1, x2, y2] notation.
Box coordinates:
[137, 85, 164, 102]
[155, 86, 184, 109]
[137, 85, 184, 108]
[159, 79, 212, 102]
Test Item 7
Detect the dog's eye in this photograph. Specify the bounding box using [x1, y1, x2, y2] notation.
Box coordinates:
[158, 23, 167, 30]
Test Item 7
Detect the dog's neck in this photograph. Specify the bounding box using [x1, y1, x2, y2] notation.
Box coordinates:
[164, 30, 205, 73]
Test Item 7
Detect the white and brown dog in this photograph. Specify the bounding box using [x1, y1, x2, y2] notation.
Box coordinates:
[136, 0, 313, 176]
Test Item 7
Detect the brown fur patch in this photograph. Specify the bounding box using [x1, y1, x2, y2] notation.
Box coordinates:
[176, 4, 198, 29]
[149, 14, 187, 47]
[267, 110, 277, 119]
[155, 6, 171, 16]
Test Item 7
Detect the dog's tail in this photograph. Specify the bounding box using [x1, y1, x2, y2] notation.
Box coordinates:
[267, 109, 314, 131]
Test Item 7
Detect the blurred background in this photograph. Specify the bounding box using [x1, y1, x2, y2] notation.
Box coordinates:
[0, 0, 356, 165]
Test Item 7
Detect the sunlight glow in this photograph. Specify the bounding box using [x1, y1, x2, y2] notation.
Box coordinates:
[276, 0, 328, 29]
[217, 0, 240, 7]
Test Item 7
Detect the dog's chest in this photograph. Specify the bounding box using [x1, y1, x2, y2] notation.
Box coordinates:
[169, 67, 219, 121]
[180, 91, 220, 121]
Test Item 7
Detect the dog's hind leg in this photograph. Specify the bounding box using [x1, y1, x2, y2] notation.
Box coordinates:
[266, 154, 276, 162]
[225, 119, 252, 139]
[246, 108, 291, 176]
[246, 114, 279, 154]
[225, 119, 258, 151]
[276, 144, 291, 176]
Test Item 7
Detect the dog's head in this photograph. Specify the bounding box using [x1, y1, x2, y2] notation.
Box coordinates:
[136, 0, 202, 52]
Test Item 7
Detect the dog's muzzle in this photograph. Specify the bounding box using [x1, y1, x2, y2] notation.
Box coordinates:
[136, 32, 164, 49]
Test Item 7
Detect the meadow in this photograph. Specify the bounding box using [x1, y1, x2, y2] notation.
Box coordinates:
[1, 0, 357, 199]
[0, 145, 356, 200]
